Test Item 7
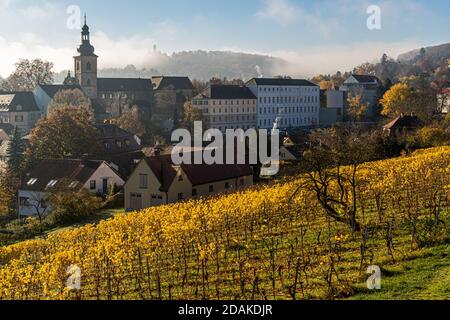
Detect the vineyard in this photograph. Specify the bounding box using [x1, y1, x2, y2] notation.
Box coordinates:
[0, 147, 449, 300]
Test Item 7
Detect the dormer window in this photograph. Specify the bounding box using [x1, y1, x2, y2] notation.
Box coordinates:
[69, 181, 79, 189]
[47, 180, 58, 188]
[16, 105, 22, 111]
[27, 178, 38, 186]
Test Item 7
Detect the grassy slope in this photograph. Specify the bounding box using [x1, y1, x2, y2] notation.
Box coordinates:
[350, 244, 449, 300]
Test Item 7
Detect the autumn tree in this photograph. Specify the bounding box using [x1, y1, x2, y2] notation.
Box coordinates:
[111, 105, 146, 137]
[182, 101, 204, 134]
[381, 83, 414, 118]
[48, 180, 103, 224]
[346, 94, 369, 121]
[381, 82, 437, 122]
[0, 169, 20, 216]
[0, 59, 53, 91]
[27, 106, 100, 162]
[416, 126, 450, 147]
[297, 126, 377, 232]
[48, 89, 92, 114]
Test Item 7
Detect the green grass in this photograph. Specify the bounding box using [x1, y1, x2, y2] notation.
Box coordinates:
[350, 245, 450, 300]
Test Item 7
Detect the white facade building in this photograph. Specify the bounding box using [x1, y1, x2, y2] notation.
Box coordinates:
[246, 78, 320, 130]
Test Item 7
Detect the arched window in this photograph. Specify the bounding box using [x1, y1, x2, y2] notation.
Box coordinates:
[86, 62, 91, 71]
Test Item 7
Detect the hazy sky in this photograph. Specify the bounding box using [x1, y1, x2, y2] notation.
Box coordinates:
[0, 0, 448, 77]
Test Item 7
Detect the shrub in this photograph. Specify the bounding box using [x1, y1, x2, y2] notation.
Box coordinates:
[48, 187, 103, 225]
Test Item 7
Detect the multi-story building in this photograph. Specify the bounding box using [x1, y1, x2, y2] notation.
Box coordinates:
[151, 76, 195, 132]
[319, 89, 345, 127]
[246, 78, 320, 130]
[192, 85, 257, 132]
[340, 74, 382, 117]
[0, 92, 41, 134]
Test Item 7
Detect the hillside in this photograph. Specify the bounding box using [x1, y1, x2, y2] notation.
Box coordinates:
[398, 43, 450, 64]
[54, 50, 287, 83]
[0, 147, 449, 300]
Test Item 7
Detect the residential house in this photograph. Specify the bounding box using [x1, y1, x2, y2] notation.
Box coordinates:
[124, 155, 253, 210]
[438, 87, 449, 114]
[340, 74, 382, 117]
[93, 124, 145, 179]
[383, 114, 422, 136]
[95, 124, 142, 155]
[18, 159, 124, 217]
[279, 145, 303, 162]
[192, 85, 257, 132]
[246, 78, 320, 130]
[0, 92, 41, 134]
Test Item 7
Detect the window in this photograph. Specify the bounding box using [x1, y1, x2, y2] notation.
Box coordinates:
[178, 175, 183, 182]
[27, 178, 37, 186]
[225, 182, 230, 189]
[192, 189, 198, 197]
[209, 185, 214, 193]
[124, 139, 130, 147]
[86, 62, 91, 70]
[19, 197, 30, 207]
[46, 180, 58, 188]
[69, 181, 79, 189]
[178, 193, 184, 201]
[14, 115, 24, 122]
[139, 174, 148, 189]
[90, 180, 96, 190]
[116, 140, 122, 149]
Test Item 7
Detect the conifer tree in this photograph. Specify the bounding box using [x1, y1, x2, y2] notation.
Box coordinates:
[6, 126, 24, 174]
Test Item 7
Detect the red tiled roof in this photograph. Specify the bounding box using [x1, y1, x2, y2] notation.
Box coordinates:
[143, 154, 253, 191]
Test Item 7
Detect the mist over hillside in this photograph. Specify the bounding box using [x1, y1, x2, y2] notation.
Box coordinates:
[54, 50, 287, 83]
[50, 44, 449, 84]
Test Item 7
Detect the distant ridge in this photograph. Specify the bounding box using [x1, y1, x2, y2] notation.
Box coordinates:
[398, 43, 450, 63]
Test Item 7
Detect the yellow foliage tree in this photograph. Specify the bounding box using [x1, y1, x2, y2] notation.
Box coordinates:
[381, 83, 414, 118]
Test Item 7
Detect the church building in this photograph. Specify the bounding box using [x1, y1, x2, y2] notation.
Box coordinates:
[63, 16, 153, 123]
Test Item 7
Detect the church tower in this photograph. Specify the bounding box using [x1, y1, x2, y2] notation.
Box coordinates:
[74, 15, 98, 99]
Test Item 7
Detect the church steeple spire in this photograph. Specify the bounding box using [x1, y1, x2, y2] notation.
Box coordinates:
[74, 14, 98, 99]
[78, 14, 95, 56]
